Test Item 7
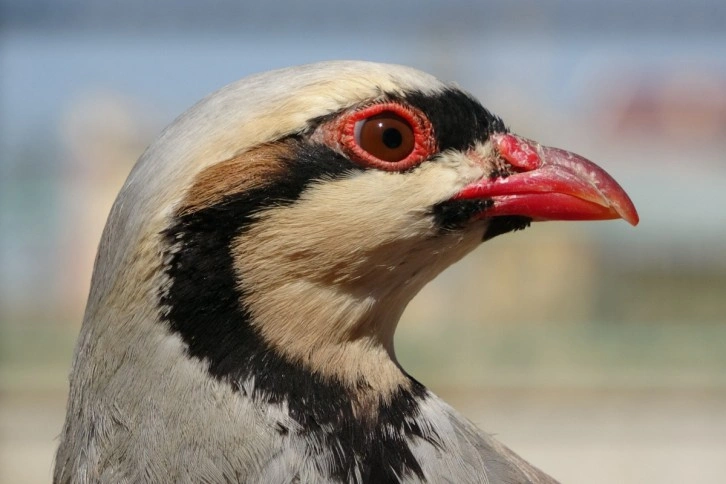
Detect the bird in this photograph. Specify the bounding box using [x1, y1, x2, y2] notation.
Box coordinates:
[54, 60, 638, 484]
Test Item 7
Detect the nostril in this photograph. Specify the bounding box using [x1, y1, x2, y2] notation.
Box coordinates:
[492, 133, 541, 172]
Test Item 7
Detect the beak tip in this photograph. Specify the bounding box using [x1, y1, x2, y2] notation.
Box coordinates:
[626, 213, 640, 227]
[613, 195, 640, 227]
[613, 205, 639, 226]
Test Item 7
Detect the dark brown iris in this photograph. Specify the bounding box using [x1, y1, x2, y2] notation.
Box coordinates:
[356, 112, 415, 162]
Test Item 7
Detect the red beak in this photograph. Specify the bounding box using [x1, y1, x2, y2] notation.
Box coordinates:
[454, 134, 639, 226]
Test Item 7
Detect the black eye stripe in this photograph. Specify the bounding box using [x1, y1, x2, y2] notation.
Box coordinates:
[306, 88, 506, 154]
[396, 88, 507, 152]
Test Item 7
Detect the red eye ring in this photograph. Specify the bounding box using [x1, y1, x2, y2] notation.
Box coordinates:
[339, 102, 435, 171]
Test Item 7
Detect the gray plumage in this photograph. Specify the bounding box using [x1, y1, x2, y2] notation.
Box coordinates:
[56, 60, 635, 483]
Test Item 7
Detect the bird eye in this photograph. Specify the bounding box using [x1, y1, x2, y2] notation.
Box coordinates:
[334, 102, 435, 171]
[354, 113, 416, 163]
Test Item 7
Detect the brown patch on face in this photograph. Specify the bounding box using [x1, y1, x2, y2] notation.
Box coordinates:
[177, 140, 294, 216]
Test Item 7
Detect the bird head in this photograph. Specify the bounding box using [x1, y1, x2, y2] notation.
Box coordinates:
[90, 61, 637, 397]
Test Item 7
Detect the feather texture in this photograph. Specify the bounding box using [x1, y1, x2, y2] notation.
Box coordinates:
[55, 61, 559, 483]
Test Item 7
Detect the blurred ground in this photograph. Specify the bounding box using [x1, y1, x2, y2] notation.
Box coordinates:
[4, 388, 726, 484]
[3, 319, 726, 483]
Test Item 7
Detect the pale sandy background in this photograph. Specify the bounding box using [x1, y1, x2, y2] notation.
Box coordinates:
[2, 1, 726, 482]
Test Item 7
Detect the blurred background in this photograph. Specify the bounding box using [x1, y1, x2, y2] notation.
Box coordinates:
[1, 0, 725, 482]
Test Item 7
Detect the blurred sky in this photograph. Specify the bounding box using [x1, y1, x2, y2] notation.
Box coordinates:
[1, 1, 725, 483]
[3, 0, 725, 315]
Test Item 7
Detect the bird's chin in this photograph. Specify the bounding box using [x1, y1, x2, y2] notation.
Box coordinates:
[431, 199, 531, 241]
[482, 216, 532, 241]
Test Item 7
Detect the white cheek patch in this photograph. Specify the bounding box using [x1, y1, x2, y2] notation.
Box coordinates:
[229, 154, 490, 391]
